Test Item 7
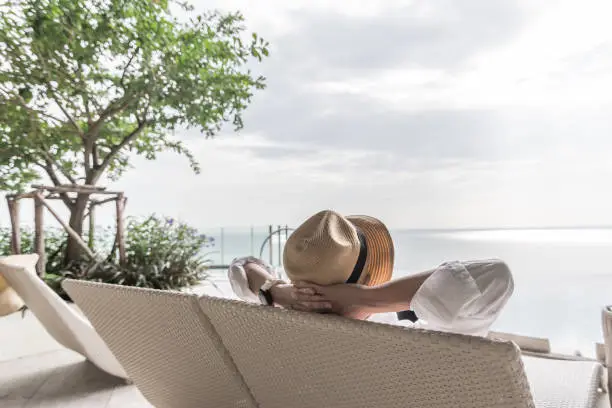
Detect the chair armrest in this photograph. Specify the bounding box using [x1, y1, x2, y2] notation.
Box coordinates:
[601, 306, 612, 395]
[488, 331, 551, 353]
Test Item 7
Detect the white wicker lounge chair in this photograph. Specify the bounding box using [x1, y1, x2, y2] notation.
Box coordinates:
[62, 279, 611, 408]
[62, 279, 257, 408]
[0, 254, 127, 379]
[199, 294, 533, 408]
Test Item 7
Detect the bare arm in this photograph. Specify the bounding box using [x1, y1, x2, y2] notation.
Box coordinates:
[241, 260, 331, 311]
[294, 269, 435, 317]
[243, 261, 278, 294]
[364, 269, 434, 313]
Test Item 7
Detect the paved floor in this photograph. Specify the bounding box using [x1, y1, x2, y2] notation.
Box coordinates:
[0, 277, 232, 407]
[0, 349, 150, 408]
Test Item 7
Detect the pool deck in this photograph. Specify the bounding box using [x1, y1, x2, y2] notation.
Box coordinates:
[0, 279, 230, 407]
[0, 311, 151, 407]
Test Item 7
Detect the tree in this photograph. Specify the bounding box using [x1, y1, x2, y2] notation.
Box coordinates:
[0, 0, 269, 263]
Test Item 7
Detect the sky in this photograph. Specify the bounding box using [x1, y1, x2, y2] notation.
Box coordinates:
[44, 0, 612, 229]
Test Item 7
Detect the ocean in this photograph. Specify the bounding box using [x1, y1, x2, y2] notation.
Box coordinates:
[201, 226, 612, 357]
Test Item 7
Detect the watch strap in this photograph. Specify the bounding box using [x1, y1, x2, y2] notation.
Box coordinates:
[261, 279, 284, 292]
[259, 279, 284, 306]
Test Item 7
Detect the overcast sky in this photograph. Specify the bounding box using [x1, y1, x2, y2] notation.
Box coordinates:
[104, 0, 612, 229]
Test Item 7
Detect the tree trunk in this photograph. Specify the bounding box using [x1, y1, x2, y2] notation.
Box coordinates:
[6, 197, 21, 254]
[64, 193, 90, 264]
[34, 198, 45, 276]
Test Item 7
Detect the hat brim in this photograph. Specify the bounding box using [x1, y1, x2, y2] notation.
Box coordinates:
[346, 215, 394, 287]
[0, 288, 25, 317]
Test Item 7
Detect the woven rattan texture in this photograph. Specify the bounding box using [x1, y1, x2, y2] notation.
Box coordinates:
[63, 280, 257, 408]
[522, 356, 608, 408]
[200, 295, 535, 408]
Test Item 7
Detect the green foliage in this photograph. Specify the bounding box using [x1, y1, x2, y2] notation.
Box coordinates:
[0, 226, 69, 273]
[120, 214, 210, 288]
[0, 215, 212, 300]
[86, 214, 212, 291]
[0, 0, 269, 193]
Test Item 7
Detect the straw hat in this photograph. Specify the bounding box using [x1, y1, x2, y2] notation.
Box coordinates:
[283, 210, 394, 287]
[0, 274, 24, 317]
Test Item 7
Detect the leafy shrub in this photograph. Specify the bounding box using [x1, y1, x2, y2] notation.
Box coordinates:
[0, 215, 212, 300]
[119, 215, 211, 288]
[0, 226, 68, 274]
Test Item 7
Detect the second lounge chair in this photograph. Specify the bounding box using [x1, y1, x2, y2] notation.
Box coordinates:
[0, 254, 128, 380]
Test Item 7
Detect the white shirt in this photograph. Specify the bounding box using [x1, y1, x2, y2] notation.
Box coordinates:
[228, 257, 514, 337]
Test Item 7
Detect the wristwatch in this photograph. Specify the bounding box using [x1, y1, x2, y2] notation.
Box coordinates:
[258, 279, 284, 306]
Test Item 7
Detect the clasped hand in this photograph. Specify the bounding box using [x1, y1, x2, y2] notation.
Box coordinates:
[271, 281, 373, 319]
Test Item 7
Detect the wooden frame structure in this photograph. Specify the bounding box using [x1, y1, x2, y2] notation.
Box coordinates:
[5, 184, 127, 277]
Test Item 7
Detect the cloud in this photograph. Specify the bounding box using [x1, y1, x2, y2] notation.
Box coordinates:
[79, 0, 612, 229]
[177, 0, 608, 167]
[306, 1, 612, 111]
[96, 129, 612, 230]
[246, 98, 502, 158]
[240, 85, 612, 165]
[274, 0, 527, 75]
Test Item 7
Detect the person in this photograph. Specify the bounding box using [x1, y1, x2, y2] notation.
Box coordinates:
[228, 210, 514, 337]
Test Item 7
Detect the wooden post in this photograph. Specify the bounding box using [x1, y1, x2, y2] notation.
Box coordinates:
[116, 194, 126, 265]
[88, 201, 96, 251]
[34, 196, 45, 276]
[35, 193, 97, 260]
[6, 196, 21, 254]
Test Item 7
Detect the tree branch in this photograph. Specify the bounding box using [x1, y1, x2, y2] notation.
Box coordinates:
[51, 92, 83, 137]
[83, 94, 92, 123]
[87, 97, 132, 141]
[39, 149, 77, 185]
[36, 58, 84, 137]
[21, 102, 63, 123]
[74, 63, 94, 123]
[0, 89, 64, 124]
[92, 143, 99, 167]
[93, 120, 149, 181]
[120, 46, 140, 89]
[34, 160, 74, 209]
[84, 142, 92, 177]
[89, 95, 103, 113]
[28, 107, 63, 124]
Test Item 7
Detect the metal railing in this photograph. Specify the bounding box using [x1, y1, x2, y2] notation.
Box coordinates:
[203, 225, 291, 269]
[259, 226, 295, 264]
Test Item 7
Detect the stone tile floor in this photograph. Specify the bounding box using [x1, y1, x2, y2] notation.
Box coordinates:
[0, 277, 230, 407]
